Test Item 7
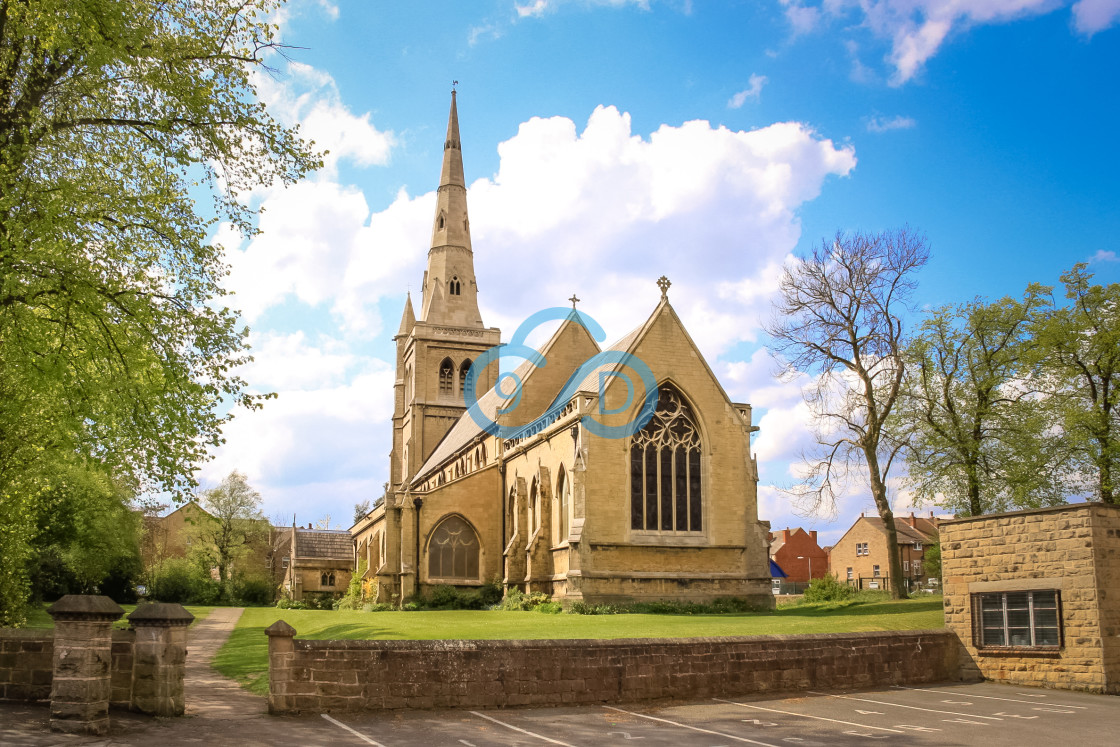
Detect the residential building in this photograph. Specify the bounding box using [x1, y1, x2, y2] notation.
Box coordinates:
[830, 511, 940, 591]
[273, 523, 354, 603]
[767, 527, 828, 583]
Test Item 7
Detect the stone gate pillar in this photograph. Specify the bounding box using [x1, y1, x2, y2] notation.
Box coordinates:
[127, 603, 194, 716]
[266, 620, 296, 715]
[47, 595, 124, 735]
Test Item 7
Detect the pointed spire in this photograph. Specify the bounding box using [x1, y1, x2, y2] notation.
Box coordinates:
[421, 90, 483, 327]
[396, 292, 415, 338]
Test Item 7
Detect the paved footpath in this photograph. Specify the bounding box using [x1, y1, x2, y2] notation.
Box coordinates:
[183, 607, 266, 721]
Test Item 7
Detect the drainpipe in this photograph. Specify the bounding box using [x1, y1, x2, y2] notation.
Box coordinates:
[413, 497, 423, 600]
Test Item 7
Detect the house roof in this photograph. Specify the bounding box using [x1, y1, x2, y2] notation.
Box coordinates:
[294, 529, 352, 560]
[832, 512, 942, 549]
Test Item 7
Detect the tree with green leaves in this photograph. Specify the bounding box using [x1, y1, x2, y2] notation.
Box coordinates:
[0, 0, 319, 625]
[897, 290, 1068, 516]
[190, 471, 266, 592]
[1034, 264, 1120, 504]
[767, 228, 929, 600]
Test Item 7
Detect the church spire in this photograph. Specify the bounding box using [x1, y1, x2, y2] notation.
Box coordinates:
[420, 90, 484, 328]
[396, 292, 415, 338]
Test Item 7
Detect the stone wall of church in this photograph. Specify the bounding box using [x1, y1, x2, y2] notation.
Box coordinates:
[415, 465, 503, 590]
[574, 308, 772, 606]
[266, 628, 959, 713]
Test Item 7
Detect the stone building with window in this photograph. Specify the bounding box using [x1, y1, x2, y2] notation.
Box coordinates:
[350, 92, 773, 607]
[942, 503, 1120, 694]
[273, 523, 354, 603]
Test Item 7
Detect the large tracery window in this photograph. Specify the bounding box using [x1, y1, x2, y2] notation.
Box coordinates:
[428, 515, 480, 581]
[630, 385, 703, 533]
[438, 358, 454, 396]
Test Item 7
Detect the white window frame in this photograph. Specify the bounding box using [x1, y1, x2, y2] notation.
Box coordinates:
[846, 567, 853, 581]
[873, 564, 881, 577]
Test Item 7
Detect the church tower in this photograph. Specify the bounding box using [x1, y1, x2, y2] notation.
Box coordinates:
[390, 91, 501, 492]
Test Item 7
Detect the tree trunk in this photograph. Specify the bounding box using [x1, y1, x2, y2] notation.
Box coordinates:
[865, 447, 908, 599]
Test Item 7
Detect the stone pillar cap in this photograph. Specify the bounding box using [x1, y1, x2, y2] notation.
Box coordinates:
[46, 594, 125, 621]
[128, 602, 195, 627]
[266, 620, 296, 637]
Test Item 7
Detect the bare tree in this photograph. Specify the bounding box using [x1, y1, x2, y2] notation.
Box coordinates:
[766, 228, 929, 599]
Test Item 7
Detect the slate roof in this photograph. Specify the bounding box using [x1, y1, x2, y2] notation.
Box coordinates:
[294, 529, 353, 560]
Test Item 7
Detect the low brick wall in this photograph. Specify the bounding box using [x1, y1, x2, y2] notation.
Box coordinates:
[268, 628, 959, 714]
[0, 629, 53, 702]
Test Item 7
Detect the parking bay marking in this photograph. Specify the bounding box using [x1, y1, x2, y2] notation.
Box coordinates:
[469, 711, 577, 746]
[712, 698, 905, 734]
[807, 690, 1006, 721]
[320, 714, 387, 747]
[891, 685, 1088, 710]
[604, 705, 781, 746]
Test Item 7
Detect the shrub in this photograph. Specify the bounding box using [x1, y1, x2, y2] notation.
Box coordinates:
[495, 588, 552, 611]
[803, 575, 856, 603]
[148, 559, 207, 603]
[569, 601, 626, 615]
[536, 601, 562, 614]
[233, 577, 275, 606]
[276, 596, 309, 610]
[361, 602, 395, 612]
[479, 578, 503, 607]
[337, 560, 367, 610]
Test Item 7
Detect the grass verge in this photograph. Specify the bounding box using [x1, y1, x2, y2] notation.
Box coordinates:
[214, 597, 943, 697]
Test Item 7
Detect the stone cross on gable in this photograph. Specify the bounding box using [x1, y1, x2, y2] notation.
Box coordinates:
[569, 294, 580, 309]
[657, 276, 671, 300]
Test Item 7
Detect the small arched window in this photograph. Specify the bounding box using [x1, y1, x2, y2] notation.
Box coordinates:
[459, 360, 471, 398]
[428, 515, 480, 581]
[506, 488, 516, 544]
[404, 364, 412, 403]
[449, 276, 461, 296]
[556, 467, 570, 544]
[321, 572, 335, 587]
[530, 480, 540, 534]
[439, 358, 454, 396]
[438, 212, 445, 230]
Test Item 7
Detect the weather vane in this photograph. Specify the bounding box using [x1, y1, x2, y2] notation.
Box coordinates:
[452, 80, 459, 92]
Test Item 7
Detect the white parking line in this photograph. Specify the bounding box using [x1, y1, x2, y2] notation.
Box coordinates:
[605, 705, 781, 746]
[469, 711, 577, 746]
[321, 714, 387, 746]
[713, 698, 905, 734]
[807, 691, 1003, 720]
[891, 685, 1089, 709]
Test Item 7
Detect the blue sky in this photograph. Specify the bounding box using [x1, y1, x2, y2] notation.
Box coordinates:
[203, 0, 1120, 545]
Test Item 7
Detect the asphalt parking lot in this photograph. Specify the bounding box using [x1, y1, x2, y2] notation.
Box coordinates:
[2, 681, 1114, 746]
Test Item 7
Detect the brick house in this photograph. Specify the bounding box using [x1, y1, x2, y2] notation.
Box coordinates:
[942, 503, 1120, 693]
[830, 512, 940, 591]
[767, 527, 828, 583]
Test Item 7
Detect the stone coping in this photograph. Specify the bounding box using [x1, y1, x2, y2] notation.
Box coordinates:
[128, 602, 195, 627]
[46, 594, 124, 622]
[939, 501, 1120, 525]
[277, 627, 951, 650]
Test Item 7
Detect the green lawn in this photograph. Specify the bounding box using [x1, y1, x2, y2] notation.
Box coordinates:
[213, 598, 944, 696]
[21, 603, 216, 630]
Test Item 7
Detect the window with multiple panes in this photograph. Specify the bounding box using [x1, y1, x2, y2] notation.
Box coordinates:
[449, 276, 461, 295]
[873, 565, 881, 577]
[428, 515, 480, 581]
[903, 560, 910, 573]
[629, 385, 702, 533]
[846, 567, 853, 580]
[856, 542, 869, 556]
[974, 590, 1061, 648]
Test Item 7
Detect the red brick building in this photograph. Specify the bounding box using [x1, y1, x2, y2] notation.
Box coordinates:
[768, 527, 828, 583]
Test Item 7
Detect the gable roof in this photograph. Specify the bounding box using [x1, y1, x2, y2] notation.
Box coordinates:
[832, 512, 942, 549]
[412, 311, 601, 485]
[294, 529, 352, 560]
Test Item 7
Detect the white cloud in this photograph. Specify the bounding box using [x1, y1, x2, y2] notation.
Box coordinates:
[253, 62, 395, 179]
[1091, 249, 1118, 263]
[728, 74, 769, 109]
[866, 114, 916, 132]
[1072, 0, 1120, 34]
[782, 1, 1120, 85]
[516, 0, 552, 17]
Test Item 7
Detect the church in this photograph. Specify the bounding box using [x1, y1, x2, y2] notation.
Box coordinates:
[350, 92, 773, 608]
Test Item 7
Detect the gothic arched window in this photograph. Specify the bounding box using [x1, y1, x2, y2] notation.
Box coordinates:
[427, 515, 480, 581]
[530, 480, 540, 534]
[506, 488, 516, 545]
[629, 385, 703, 533]
[459, 360, 471, 398]
[449, 276, 461, 296]
[556, 467, 570, 544]
[439, 358, 454, 396]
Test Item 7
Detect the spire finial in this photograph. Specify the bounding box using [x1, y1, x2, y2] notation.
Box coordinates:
[452, 80, 458, 93]
[569, 294, 580, 309]
[656, 276, 671, 300]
